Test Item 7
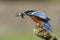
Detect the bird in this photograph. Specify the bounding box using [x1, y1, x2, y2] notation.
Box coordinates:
[17, 10, 58, 40]
[24, 10, 52, 32]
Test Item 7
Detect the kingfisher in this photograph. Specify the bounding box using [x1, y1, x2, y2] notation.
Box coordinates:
[17, 10, 57, 40]
[24, 10, 52, 32]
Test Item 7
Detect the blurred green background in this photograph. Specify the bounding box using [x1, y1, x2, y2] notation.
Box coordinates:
[0, 1, 60, 40]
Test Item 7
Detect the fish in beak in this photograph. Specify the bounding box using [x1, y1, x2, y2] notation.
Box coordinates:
[17, 12, 25, 18]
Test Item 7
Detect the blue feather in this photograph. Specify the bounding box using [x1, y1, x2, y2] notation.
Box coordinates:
[32, 11, 50, 20]
[44, 21, 52, 32]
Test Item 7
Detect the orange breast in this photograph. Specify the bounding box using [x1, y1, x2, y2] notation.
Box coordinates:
[30, 16, 44, 25]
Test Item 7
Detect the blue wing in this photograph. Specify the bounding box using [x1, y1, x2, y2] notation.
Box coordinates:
[44, 21, 52, 32]
[32, 11, 50, 20]
[32, 11, 52, 32]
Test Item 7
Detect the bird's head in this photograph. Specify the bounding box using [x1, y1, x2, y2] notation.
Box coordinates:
[24, 10, 36, 16]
